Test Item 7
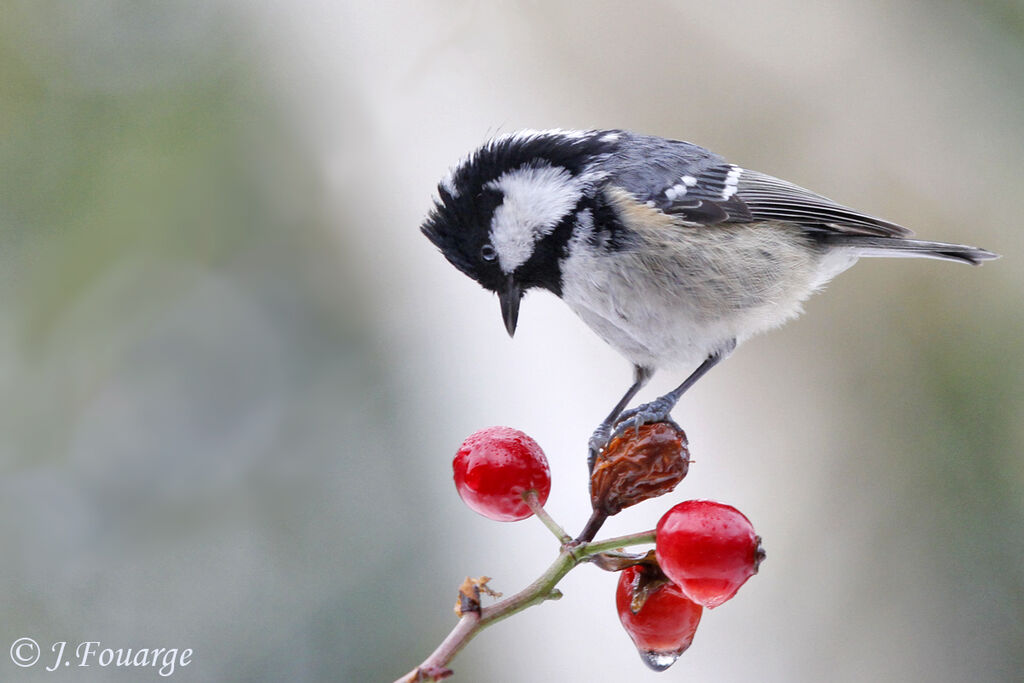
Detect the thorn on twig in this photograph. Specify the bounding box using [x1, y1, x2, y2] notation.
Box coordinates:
[454, 576, 502, 617]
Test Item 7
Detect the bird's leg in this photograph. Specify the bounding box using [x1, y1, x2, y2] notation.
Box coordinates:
[608, 339, 736, 443]
[588, 365, 653, 472]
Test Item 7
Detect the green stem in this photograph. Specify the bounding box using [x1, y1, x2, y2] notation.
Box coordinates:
[478, 550, 574, 627]
[393, 528, 657, 683]
[580, 529, 656, 556]
[523, 491, 571, 544]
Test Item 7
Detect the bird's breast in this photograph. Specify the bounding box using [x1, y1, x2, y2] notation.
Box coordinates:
[559, 221, 827, 368]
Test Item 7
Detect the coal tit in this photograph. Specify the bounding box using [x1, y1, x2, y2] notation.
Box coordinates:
[421, 129, 998, 464]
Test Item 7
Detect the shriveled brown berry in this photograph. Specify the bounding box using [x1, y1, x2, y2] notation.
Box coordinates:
[590, 422, 689, 515]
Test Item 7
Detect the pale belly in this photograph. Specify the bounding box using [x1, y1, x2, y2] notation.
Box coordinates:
[559, 223, 856, 368]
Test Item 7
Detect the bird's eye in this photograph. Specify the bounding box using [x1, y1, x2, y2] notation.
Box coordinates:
[480, 244, 497, 262]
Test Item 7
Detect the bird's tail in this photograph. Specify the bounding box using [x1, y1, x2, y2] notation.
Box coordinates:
[820, 235, 999, 265]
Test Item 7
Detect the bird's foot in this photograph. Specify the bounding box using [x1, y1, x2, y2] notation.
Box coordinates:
[587, 397, 680, 472]
[587, 423, 612, 474]
[609, 396, 679, 442]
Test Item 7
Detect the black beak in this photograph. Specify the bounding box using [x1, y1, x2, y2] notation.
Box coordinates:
[498, 277, 522, 337]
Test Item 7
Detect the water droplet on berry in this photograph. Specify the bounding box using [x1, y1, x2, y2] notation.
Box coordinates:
[639, 649, 681, 671]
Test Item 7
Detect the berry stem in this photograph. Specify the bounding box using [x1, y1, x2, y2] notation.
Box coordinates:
[523, 490, 571, 543]
[584, 529, 656, 555]
[393, 528, 657, 682]
[574, 508, 609, 543]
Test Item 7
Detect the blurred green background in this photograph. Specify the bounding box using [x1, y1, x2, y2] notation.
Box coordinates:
[1, 1, 1021, 681]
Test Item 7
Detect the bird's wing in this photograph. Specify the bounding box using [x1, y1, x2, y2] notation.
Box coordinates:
[607, 138, 911, 238]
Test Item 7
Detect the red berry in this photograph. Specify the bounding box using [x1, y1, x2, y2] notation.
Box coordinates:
[616, 564, 702, 671]
[452, 427, 551, 522]
[655, 500, 764, 609]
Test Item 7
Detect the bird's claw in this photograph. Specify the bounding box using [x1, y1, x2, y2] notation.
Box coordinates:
[587, 424, 612, 473]
[588, 397, 681, 472]
[609, 396, 678, 442]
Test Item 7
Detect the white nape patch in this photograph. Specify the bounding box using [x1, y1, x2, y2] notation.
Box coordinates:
[722, 165, 742, 199]
[486, 163, 582, 273]
[600, 131, 620, 142]
[440, 130, 592, 199]
[681, 175, 697, 187]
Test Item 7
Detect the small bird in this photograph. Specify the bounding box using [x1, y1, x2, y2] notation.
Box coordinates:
[421, 129, 997, 466]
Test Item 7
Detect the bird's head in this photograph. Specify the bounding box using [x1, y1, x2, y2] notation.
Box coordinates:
[421, 129, 619, 336]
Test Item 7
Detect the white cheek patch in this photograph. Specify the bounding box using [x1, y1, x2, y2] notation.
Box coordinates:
[487, 163, 582, 273]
